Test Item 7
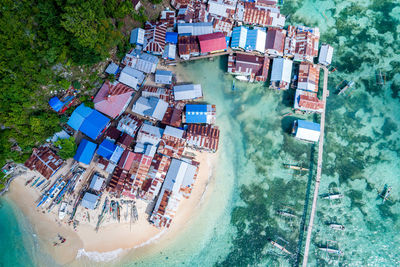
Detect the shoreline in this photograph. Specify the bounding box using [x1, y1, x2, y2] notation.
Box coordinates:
[6, 149, 219, 265]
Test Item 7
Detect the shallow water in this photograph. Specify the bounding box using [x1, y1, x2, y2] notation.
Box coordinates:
[2, 0, 400, 266]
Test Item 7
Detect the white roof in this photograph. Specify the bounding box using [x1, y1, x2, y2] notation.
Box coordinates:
[271, 58, 293, 83]
[173, 84, 203, 101]
[164, 126, 184, 139]
[89, 174, 105, 191]
[318, 44, 334, 66]
[255, 29, 266, 53]
[162, 159, 196, 194]
[131, 96, 168, 121]
[177, 23, 213, 36]
[208, 1, 235, 18]
[295, 121, 320, 142]
[137, 123, 164, 145]
[119, 66, 143, 89]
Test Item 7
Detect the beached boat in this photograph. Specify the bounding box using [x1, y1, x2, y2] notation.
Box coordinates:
[318, 247, 343, 255]
[328, 223, 345, 231]
[37, 178, 62, 207]
[283, 164, 309, 171]
[59, 202, 67, 220]
[35, 179, 45, 188]
[25, 177, 34, 186]
[44, 180, 66, 207]
[270, 240, 292, 255]
[321, 193, 344, 200]
[30, 177, 40, 187]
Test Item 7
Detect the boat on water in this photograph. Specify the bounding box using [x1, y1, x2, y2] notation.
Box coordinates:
[235, 75, 249, 82]
[380, 185, 392, 203]
[283, 164, 309, 171]
[30, 177, 41, 187]
[35, 179, 45, 188]
[321, 193, 344, 200]
[277, 210, 297, 218]
[328, 223, 345, 231]
[59, 202, 67, 220]
[232, 80, 236, 91]
[318, 247, 343, 255]
[270, 241, 292, 255]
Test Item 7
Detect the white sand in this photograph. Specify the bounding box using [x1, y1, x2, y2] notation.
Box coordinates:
[7, 150, 218, 265]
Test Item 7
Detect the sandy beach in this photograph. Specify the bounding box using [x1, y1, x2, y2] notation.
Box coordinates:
[7, 149, 218, 265]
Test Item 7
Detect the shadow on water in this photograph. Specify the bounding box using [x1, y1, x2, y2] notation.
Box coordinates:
[295, 143, 316, 267]
[281, 116, 299, 133]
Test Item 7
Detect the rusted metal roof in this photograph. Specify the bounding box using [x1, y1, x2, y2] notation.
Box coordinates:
[227, 53, 270, 82]
[298, 63, 320, 92]
[185, 124, 220, 152]
[241, 2, 285, 27]
[265, 28, 286, 56]
[178, 35, 200, 57]
[143, 22, 167, 55]
[24, 146, 64, 179]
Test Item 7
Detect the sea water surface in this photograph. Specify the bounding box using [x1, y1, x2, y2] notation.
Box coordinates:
[1, 0, 400, 266]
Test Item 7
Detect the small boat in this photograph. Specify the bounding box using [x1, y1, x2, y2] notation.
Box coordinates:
[381, 185, 392, 203]
[277, 210, 297, 218]
[36, 179, 46, 188]
[235, 75, 249, 82]
[283, 164, 309, 171]
[59, 202, 67, 220]
[232, 80, 236, 91]
[30, 177, 41, 187]
[338, 80, 354, 95]
[318, 247, 343, 255]
[270, 240, 292, 255]
[25, 177, 34, 186]
[328, 223, 345, 231]
[321, 193, 344, 200]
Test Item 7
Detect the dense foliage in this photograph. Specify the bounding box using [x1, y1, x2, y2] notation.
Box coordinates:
[55, 137, 77, 159]
[0, 0, 137, 168]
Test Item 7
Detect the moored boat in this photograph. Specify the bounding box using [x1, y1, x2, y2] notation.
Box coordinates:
[321, 193, 343, 200]
[270, 240, 292, 255]
[328, 223, 345, 231]
[318, 247, 343, 255]
[59, 202, 67, 220]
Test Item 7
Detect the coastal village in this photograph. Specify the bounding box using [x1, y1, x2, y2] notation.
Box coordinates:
[12, 0, 337, 256]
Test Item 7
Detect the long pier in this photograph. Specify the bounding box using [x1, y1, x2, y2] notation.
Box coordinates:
[302, 66, 329, 266]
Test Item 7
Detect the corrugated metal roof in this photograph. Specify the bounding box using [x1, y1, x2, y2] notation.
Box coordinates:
[49, 96, 63, 112]
[163, 125, 184, 139]
[162, 43, 176, 60]
[231, 26, 248, 49]
[271, 57, 293, 83]
[318, 44, 333, 66]
[173, 84, 203, 100]
[67, 103, 93, 131]
[177, 22, 213, 36]
[89, 174, 105, 191]
[198, 32, 227, 53]
[79, 110, 110, 140]
[130, 28, 145, 45]
[155, 70, 173, 84]
[185, 104, 216, 124]
[105, 62, 119, 75]
[81, 192, 99, 210]
[165, 32, 178, 44]
[295, 120, 320, 142]
[74, 139, 97, 165]
[97, 139, 117, 160]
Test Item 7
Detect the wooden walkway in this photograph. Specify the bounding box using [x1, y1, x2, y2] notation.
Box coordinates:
[302, 66, 329, 267]
[165, 48, 232, 64]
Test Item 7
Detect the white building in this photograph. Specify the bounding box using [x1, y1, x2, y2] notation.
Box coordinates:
[318, 44, 334, 66]
[173, 84, 203, 101]
[293, 120, 320, 142]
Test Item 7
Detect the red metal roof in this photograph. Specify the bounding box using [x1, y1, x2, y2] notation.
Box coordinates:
[197, 32, 227, 53]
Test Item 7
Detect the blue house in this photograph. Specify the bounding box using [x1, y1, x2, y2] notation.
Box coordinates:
[96, 139, 117, 160]
[67, 103, 93, 131]
[74, 139, 97, 165]
[130, 28, 145, 46]
[231, 26, 247, 50]
[165, 32, 178, 44]
[185, 104, 216, 124]
[79, 110, 110, 140]
[105, 62, 120, 75]
[49, 97, 64, 112]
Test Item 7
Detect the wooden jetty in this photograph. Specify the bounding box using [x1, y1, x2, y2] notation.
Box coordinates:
[302, 66, 329, 267]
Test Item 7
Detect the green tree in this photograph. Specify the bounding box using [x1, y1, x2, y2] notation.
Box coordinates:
[55, 136, 77, 159]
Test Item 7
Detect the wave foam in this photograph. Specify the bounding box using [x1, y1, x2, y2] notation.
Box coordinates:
[76, 248, 125, 262]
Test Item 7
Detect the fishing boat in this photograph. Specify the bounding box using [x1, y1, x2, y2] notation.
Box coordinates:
[44, 180, 66, 208]
[37, 178, 62, 208]
[35, 179, 45, 188]
[276, 210, 297, 218]
[321, 193, 344, 200]
[25, 177, 34, 186]
[40, 180, 51, 192]
[235, 75, 249, 82]
[59, 202, 67, 220]
[117, 202, 121, 222]
[283, 164, 309, 171]
[270, 240, 292, 255]
[380, 185, 392, 203]
[30, 177, 41, 187]
[318, 247, 343, 255]
[337, 80, 354, 95]
[328, 223, 345, 231]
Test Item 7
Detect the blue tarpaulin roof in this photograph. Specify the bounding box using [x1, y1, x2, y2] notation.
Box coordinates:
[49, 96, 64, 112]
[97, 139, 117, 160]
[74, 139, 97, 165]
[165, 32, 178, 44]
[185, 104, 208, 123]
[67, 104, 93, 131]
[297, 120, 320, 132]
[79, 110, 110, 140]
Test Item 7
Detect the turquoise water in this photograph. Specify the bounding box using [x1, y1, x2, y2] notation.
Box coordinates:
[2, 0, 400, 266]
